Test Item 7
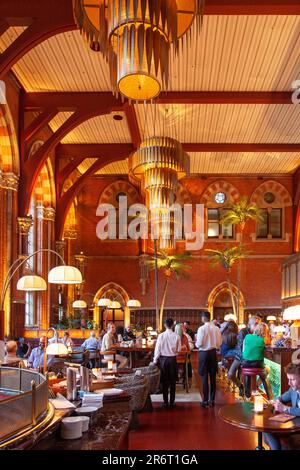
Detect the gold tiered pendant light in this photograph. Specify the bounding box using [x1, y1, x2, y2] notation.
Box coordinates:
[73, 0, 204, 100]
[129, 136, 189, 248]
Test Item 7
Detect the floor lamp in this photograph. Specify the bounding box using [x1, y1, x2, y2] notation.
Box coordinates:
[0, 248, 83, 339]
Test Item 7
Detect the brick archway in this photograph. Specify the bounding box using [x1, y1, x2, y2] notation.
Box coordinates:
[200, 180, 240, 205]
[207, 281, 245, 322]
[93, 282, 130, 329]
[250, 180, 292, 207]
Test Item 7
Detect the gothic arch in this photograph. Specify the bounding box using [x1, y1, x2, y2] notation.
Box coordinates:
[207, 281, 245, 319]
[200, 180, 240, 206]
[93, 282, 130, 328]
[250, 180, 292, 208]
[0, 103, 19, 175]
[98, 180, 140, 207]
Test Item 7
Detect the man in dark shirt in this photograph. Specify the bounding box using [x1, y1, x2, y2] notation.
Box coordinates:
[227, 316, 260, 395]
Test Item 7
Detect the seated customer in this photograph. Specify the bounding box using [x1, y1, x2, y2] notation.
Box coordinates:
[242, 322, 270, 398]
[123, 324, 136, 342]
[264, 362, 300, 450]
[183, 321, 195, 341]
[17, 337, 31, 358]
[221, 321, 239, 360]
[3, 341, 26, 367]
[28, 336, 54, 370]
[62, 331, 74, 349]
[81, 332, 100, 368]
[101, 323, 127, 369]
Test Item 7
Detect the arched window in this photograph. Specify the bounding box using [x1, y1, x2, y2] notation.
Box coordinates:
[251, 181, 292, 241]
[200, 180, 240, 240]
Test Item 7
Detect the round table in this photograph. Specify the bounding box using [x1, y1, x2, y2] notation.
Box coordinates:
[218, 402, 300, 450]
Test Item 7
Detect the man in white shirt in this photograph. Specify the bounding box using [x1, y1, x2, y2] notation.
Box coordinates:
[153, 318, 181, 408]
[196, 311, 222, 408]
[101, 323, 127, 369]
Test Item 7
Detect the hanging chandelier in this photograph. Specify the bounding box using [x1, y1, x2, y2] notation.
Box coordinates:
[73, 0, 204, 100]
[129, 136, 189, 248]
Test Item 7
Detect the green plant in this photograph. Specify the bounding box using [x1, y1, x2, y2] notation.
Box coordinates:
[219, 196, 264, 321]
[206, 245, 249, 318]
[146, 250, 192, 331]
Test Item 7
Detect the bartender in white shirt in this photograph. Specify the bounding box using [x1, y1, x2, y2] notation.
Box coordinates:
[196, 311, 222, 408]
[153, 318, 181, 409]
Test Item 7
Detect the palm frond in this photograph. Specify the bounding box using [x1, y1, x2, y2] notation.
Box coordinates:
[220, 196, 264, 228]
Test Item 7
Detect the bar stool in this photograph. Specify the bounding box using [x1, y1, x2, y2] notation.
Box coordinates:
[99, 350, 116, 368]
[176, 352, 190, 393]
[241, 367, 273, 400]
[224, 357, 236, 393]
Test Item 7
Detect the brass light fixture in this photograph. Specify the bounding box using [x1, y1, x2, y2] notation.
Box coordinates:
[129, 136, 189, 248]
[73, 0, 204, 100]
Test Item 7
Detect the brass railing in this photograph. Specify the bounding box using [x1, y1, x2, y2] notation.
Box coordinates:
[0, 367, 49, 444]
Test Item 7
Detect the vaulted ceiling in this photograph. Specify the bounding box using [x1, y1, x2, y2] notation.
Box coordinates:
[1, 0, 300, 233]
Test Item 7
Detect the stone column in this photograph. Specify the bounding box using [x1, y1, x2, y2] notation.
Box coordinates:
[36, 206, 55, 330]
[0, 172, 19, 337]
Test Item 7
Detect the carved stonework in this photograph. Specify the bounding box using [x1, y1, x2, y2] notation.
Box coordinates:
[64, 229, 77, 240]
[0, 172, 19, 191]
[55, 240, 67, 259]
[17, 216, 33, 235]
[36, 205, 56, 221]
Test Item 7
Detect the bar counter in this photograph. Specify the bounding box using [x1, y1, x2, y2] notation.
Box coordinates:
[264, 347, 298, 396]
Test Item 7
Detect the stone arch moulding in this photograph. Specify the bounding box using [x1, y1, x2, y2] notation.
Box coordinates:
[98, 180, 141, 207]
[207, 281, 245, 321]
[199, 180, 240, 205]
[250, 180, 292, 208]
[0, 103, 19, 175]
[93, 282, 131, 327]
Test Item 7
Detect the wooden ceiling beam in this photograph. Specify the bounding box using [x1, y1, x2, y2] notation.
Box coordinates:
[56, 143, 134, 159]
[24, 109, 58, 142]
[24, 92, 124, 111]
[57, 143, 300, 158]
[24, 91, 293, 108]
[19, 94, 123, 217]
[0, 0, 75, 79]
[55, 149, 131, 240]
[123, 103, 142, 149]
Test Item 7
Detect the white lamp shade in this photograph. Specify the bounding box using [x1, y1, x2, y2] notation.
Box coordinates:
[127, 299, 141, 308]
[274, 326, 286, 333]
[109, 301, 121, 309]
[46, 342, 68, 355]
[238, 324, 246, 330]
[283, 306, 300, 321]
[73, 300, 87, 309]
[98, 298, 111, 307]
[48, 266, 82, 284]
[267, 315, 277, 321]
[17, 275, 47, 291]
[224, 313, 237, 322]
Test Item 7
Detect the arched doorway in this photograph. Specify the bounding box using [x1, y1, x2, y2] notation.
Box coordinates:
[207, 282, 245, 324]
[93, 283, 130, 331]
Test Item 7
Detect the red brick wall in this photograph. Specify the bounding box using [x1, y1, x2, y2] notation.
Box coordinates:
[70, 175, 294, 311]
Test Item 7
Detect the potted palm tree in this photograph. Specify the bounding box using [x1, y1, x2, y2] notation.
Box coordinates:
[146, 250, 192, 331]
[219, 196, 264, 321]
[206, 245, 249, 318]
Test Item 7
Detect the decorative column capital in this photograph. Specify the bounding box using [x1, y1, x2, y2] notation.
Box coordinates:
[0, 172, 19, 191]
[17, 216, 33, 235]
[64, 229, 78, 240]
[36, 205, 56, 221]
[74, 253, 88, 265]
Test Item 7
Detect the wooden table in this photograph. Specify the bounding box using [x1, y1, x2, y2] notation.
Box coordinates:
[219, 402, 300, 450]
[112, 343, 155, 368]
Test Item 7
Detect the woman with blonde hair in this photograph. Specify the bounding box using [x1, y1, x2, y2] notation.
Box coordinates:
[242, 322, 271, 398]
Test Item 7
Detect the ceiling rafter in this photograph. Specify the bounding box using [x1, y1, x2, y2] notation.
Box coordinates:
[57, 143, 300, 158]
[1, 0, 299, 79]
[55, 148, 131, 240]
[19, 93, 124, 216]
[24, 91, 293, 108]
